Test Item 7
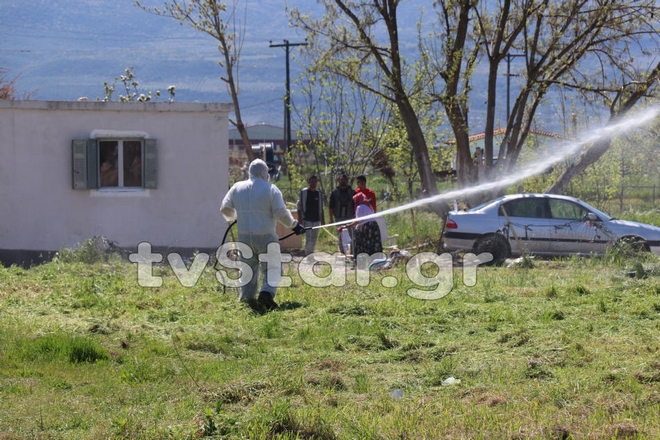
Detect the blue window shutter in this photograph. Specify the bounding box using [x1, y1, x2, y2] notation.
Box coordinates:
[144, 139, 157, 189]
[87, 139, 99, 189]
[72, 140, 88, 190]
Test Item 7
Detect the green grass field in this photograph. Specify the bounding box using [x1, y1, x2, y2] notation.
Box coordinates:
[2, 236, 660, 439]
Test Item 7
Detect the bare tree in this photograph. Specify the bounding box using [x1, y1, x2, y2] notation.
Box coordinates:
[135, 0, 254, 161]
[289, 0, 445, 214]
[428, 0, 660, 200]
[426, 0, 480, 193]
[291, 0, 660, 207]
[294, 68, 392, 189]
[0, 68, 37, 100]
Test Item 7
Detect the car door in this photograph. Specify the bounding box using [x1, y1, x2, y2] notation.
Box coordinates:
[498, 198, 555, 255]
[546, 199, 608, 255]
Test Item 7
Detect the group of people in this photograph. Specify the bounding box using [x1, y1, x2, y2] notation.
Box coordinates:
[220, 159, 386, 311]
[296, 173, 384, 260]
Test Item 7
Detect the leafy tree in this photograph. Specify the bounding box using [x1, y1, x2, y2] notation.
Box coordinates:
[373, 92, 447, 202]
[564, 118, 660, 211]
[518, 109, 660, 213]
[545, 60, 660, 194]
[135, 0, 255, 161]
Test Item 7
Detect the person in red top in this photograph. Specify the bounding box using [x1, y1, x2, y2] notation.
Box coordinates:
[355, 175, 376, 213]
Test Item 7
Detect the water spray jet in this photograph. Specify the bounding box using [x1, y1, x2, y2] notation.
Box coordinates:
[315, 106, 660, 230]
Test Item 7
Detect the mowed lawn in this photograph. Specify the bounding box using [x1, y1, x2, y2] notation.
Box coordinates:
[1, 247, 660, 439]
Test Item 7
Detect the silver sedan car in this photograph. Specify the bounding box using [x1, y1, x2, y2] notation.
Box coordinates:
[442, 193, 660, 262]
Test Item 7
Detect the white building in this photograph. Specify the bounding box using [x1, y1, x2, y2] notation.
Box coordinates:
[0, 100, 233, 265]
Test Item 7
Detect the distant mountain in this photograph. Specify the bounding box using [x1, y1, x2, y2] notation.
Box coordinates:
[1, 0, 309, 126]
[2, 0, 577, 133]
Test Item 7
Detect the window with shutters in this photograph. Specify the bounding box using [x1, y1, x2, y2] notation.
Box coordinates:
[72, 137, 157, 190]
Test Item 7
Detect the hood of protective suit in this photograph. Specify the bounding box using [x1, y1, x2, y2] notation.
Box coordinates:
[220, 158, 297, 235]
[249, 159, 270, 181]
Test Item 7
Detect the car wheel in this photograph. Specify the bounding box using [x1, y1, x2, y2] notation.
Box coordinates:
[617, 236, 649, 253]
[474, 234, 510, 265]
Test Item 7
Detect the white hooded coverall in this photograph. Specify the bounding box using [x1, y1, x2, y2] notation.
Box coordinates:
[220, 159, 298, 302]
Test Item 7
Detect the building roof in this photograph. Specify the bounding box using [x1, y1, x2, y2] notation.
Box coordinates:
[228, 123, 301, 142]
[444, 127, 572, 146]
[442, 127, 572, 156]
[0, 99, 233, 113]
[466, 127, 572, 142]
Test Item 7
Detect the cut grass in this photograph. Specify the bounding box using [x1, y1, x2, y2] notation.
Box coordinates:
[2, 251, 660, 438]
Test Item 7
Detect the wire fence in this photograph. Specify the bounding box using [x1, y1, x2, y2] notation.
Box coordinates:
[592, 184, 660, 215]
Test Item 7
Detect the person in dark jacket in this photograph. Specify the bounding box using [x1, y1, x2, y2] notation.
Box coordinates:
[297, 175, 325, 256]
[328, 174, 355, 254]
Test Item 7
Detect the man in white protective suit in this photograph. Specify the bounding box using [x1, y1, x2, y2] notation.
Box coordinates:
[220, 159, 305, 310]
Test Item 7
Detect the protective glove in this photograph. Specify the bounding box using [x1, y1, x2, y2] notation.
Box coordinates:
[292, 222, 306, 235]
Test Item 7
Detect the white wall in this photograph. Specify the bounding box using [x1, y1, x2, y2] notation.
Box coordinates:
[0, 100, 232, 252]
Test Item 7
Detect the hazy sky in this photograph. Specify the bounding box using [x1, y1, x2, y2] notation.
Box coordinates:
[1, 0, 310, 126]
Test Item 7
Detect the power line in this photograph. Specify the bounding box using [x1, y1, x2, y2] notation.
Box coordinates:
[241, 97, 283, 110]
[0, 23, 202, 42]
[0, 46, 214, 54]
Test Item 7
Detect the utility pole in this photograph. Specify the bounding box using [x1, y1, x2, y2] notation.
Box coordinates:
[505, 53, 525, 124]
[269, 39, 308, 155]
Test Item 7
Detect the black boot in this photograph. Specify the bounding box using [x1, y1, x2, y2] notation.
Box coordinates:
[258, 291, 278, 310]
